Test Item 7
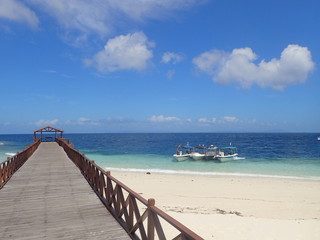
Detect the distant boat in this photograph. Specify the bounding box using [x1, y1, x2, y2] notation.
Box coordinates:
[174, 143, 240, 162]
[215, 147, 238, 162]
[173, 144, 193, 161]
[318, 136, 320, 141]
[205, 145, 218, 160]
[190, 145, 206, 160]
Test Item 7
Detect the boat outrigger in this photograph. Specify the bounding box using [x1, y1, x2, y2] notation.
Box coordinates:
[173, 144, 193, 161]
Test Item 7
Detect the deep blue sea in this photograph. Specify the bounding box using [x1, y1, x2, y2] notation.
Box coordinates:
[1, 133, 320, 180]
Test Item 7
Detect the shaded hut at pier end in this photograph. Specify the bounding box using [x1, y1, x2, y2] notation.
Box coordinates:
[33, 126, 64, 142]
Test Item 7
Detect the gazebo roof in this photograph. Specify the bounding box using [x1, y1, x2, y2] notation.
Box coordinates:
[33, 126, 64, 133]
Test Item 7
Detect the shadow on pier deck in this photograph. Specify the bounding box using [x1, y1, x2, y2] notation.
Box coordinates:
[0, 127, 204, 240]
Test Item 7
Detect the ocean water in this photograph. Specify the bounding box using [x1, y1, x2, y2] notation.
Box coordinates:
[1, 133, 320, 180]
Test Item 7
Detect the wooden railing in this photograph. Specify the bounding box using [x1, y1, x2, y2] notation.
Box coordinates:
[0, 138, 41, 189]
[56, 138, 204, 240]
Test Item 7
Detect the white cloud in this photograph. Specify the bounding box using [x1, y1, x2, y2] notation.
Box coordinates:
[64, 118, 100, 126]
[108, 0, 201, 21]
[198, 117, 217, 123]
[85, 31, 154, 72]
[105, 117, 131, 122]
[77, 117, 91, 124]
[166, 70, 176, 79]
[29, 0, 202, 38]
[149, 115, 180, 122]
[198, 116, 239, 123]
[193, 44, 315, 90]
[35, 119, 59, 126]
[30, 0, 112, 37]
[162, 52, 183, 64]
[223, 116, 239, 123]
[4, 122, 12, 126]
[0, 0, 39, 29]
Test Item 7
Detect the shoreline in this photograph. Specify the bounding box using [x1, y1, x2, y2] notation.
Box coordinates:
[109, 170, 320, 240]
[105, 166, 320, 181]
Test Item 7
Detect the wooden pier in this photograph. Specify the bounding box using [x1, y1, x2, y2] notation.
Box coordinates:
[0, 142, 130, 239]
[0, 126, 204, 240]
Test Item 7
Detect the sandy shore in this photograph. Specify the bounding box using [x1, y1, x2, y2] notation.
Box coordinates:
[110, 170, 320, 240]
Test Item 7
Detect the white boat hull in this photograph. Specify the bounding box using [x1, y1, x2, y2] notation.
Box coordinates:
[191, 152, 205, 160]
[216, 154, 238, 162]
[173, 154, 190, 161]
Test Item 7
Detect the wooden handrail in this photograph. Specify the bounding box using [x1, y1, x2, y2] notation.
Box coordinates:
[0, 138, 41, 189]
[56, 138, 204, 240]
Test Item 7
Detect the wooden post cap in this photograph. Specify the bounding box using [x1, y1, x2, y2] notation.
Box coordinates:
[148, 198, 155, 207]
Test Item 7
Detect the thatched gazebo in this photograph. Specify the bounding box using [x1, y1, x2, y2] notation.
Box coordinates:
[33, 126, 64, 142]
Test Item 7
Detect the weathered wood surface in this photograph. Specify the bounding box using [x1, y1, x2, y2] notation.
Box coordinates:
[0, 142, 130, 240]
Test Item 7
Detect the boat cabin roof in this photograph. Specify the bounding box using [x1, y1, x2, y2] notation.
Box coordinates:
[182, 145, 193, 149]
[195, 145, 206, 149]
[220, 147, 237, 150]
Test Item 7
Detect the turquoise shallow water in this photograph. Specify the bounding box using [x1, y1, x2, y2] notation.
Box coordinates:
[1, 133, 320, 180]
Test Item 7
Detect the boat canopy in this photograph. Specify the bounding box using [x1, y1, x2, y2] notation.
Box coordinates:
[183, 145, 193, 149]
[195, 145, 206, 149]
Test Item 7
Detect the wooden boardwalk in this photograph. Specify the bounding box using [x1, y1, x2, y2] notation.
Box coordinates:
[0, 142, 130, 240]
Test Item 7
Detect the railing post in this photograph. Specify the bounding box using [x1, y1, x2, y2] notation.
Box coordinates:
[106, 171, 111, 204]
[128, 195, 134, 230]
[148, 198, 155, 240]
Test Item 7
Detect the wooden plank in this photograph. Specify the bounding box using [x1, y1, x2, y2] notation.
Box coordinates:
[0, 142, 130, 240]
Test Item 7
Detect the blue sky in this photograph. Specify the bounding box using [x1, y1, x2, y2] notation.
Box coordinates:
[0, 0, 319, 133]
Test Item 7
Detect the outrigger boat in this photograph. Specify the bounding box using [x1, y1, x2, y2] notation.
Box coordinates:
[205, 145, 218, 160]
[174, 143, 239, 162]
[215, 147, 238, 162]
[190, 145, 206, 160]
[173, 144, 193, 161]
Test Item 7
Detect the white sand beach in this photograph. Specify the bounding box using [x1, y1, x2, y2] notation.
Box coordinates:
[110, 171, 320, 240]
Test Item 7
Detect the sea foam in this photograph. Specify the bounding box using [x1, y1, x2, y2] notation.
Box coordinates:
[5, 153, 16, 156]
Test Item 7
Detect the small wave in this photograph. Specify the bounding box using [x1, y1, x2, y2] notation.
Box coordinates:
[0, 142, 4, 145]
[105, 167, 320, 181]
[5, 152, 16, 156]
[233, 157, 245, 160]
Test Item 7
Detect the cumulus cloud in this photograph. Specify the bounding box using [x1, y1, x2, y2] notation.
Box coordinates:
[29, 0, 202, 38]
[0, 0, 39, 29]
[85, 31, 154, 72]
[162, 52, 183, 64]
[193, 44, 315, 90]
[149, 115, 180, 122]
[35, 119, 59, 126]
